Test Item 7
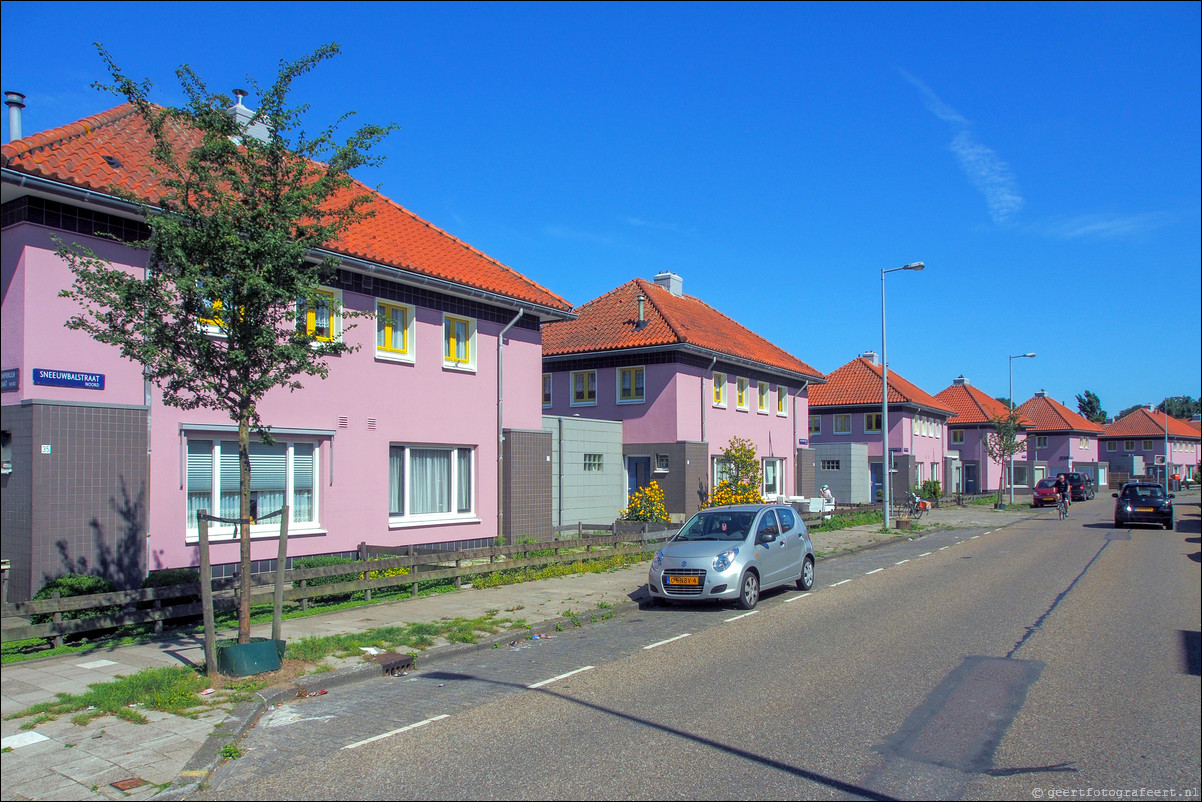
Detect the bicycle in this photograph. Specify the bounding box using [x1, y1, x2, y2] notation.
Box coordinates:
[1057, 493, 1069, 520]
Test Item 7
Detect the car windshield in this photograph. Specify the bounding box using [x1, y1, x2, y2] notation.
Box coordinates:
[675, 511, 758, 542]
[1123, 485, 1165, 500]
[1037, 479, 1057, 488]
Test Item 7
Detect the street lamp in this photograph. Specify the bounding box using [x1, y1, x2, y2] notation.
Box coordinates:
[1008, 352, 1036, 505]
[881, 260, 924, 531]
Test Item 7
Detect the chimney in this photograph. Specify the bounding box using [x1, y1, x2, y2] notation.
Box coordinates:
[862, 350, 879, 365]
[5, 91, 26, 143]
[954, 375, 969, 386]
[636, 294, 647, 329]
[228, 89, 271, 143]
[653, 271, 682, 296]
[1035, 389, 1048, 398]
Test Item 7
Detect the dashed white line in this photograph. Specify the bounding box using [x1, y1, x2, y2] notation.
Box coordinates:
[919, 552, 932, 557]
[343, 714, 449, 749]
[644, 634, 691, 650]
[939, 546, 950, 550]
[895, 559, 910, 565]
[785, 592, 813, 602]
[970, 535, 980, 540]
[725, 610, 760, 622]
[528, 666, 595, 689]
[866, 568, 884, 575]
[831, 579, 852, 587]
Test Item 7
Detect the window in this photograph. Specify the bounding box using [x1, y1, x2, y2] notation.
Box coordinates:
[187, 439, 317, 537]
[776, 386, 788, 417]
[713, 372, 727, 407]
[1142, 439, 1155, 451]
[443, 314, 475, 369]
[542, 374, 552, 407]
[757, 381, 769, 413]
[389, 445, 474, 521]
[931, 463, 939, 483]
[1106, 441, 1117, 452]
[1036, 435, 1049, 449]
[821, 459, 841, 471]
[1013, 465, 1029, 487]
[1124, 440, 1134, 451]
[655, 453, 670, 472]
[916, 463, 924, 483]
[865, 413, 882, 433]
[913, 417, 921, 436]
[584, 453, 603, 472]
[0, 430, 11, 474]
[297, 288, 341, 342]
[618, 367, 645, 403]
[762, 458, 782, 496]
[834, 414, 851, 434]
[712, 457, 732, 486]
[809, 416, 821, 435]
[736, 378, 749, 410]
[376, 301, 414, 362]
[1079, 437, 1088, 449]
[951, 429, 964, 444]
[571, 370, 597, 406]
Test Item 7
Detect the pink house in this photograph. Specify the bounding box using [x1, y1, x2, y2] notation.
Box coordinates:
[0, 101, 573, 601]
[808, 353, 956, 502]
[1014, 391, 1106, 488]
[935, 376, 1031, 495]
[541, 274, 826, 518]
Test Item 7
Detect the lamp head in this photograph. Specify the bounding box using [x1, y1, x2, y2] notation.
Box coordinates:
[903, 261, 925, 271]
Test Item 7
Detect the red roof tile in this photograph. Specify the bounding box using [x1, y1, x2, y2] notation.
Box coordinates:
[1014, 394, 1105, 433]
[1, 103, 572, 314]
[541, 278, 825, 381]
[1102, 407, 1201, 440]
[935, 381, 1030, 426]
[809, 357, 955, 415]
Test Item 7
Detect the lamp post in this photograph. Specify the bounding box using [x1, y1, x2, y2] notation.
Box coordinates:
[1008, 352, 1036, 505]
[881, 261, 924, 531]
[1161, 401, 1170, 490]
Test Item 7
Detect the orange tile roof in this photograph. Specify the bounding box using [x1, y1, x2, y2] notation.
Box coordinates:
[1, 103, 572, 314]
[1014, 394, 1105, 433]
[1102, 407, 1201, 440]
[935, 381, 1030, 426]
[541, 278, 825, 381]
[809, 357, 955, 415]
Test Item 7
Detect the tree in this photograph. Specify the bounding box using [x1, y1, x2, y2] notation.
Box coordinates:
[994, 395, 1012, 409]
[1076, 390, 1106, 424]
[1116, 404, 1145, 420]
[1156, 396, 1200, 419]
[703, 436, 764, 508]
[57, 44, 397, 644]
[983, 410, 1028, 507]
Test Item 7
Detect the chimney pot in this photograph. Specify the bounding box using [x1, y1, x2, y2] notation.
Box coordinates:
[5, 90, 26, 143]
[862, 350, 879, 365]
[653, 272, 682, 296]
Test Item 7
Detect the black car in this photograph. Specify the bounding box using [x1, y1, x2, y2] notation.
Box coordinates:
[1113, 482, 1174, 530]
[1060, 471, 1096, 501]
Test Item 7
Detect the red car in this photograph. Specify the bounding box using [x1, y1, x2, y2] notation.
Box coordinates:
[1031, 478, 1059, 507]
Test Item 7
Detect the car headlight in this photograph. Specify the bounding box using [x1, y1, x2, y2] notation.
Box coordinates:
[652, 550, 664, 570]
[713, 547, 739, 573]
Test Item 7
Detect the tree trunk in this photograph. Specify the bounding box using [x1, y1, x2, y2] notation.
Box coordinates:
[238, 409, 253, 644]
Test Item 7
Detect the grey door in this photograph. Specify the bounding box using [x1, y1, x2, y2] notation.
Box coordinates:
[627, 457, 651, 497]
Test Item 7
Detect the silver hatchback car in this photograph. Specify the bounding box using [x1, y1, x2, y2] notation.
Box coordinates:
[647, 504, 815, 610]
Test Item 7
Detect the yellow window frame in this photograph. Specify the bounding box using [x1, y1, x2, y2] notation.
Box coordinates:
[377, 302, 410, 355]
[736, 378, 749, 409]
[299, 289, 337, 342]
[444, 315, 472, 364]
[619, 367, 644, 401]
[713, 373, 726, 406]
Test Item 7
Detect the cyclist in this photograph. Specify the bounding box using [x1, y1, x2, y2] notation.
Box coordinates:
[1053, 473, 1071, 514]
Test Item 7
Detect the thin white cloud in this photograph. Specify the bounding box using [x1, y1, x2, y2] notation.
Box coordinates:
[1041, 212, 1174, 239]
[901, 69, 1024, 224]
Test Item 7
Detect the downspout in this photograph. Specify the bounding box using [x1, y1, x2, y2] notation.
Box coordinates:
[497, 310, 524, 543]
[557, 417, 564, 528]
[701, 356, 717, 443]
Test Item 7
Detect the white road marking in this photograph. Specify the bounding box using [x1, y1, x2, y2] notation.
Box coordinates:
[343, 715, 450, 749]
[919, 552, 932, 557]
[866, 568, 884, 575]
[970, 535, 980, 540]
[939, 546, 950, 550]
[528, 666, 595, 689]
[895, 559, 910, 565]
[831, 579, 852, 587]
[644, 634, 691, 650]
[785, 592, 813, 602]
[725, 611, 760, 622]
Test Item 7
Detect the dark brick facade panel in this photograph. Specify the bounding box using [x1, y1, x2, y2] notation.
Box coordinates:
[1, 405, 34, 602]
[502, 429, 552, 543]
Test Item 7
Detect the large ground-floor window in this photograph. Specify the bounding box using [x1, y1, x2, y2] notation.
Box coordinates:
[187, 439, 317, 538]
[390, 444, 475, 524]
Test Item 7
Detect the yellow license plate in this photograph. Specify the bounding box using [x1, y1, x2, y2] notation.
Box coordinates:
[1136, 507, 1153, 512]
[667, 575, 700, 586]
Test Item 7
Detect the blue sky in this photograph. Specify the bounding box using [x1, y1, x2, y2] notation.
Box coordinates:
[3, 1, 1199, 417]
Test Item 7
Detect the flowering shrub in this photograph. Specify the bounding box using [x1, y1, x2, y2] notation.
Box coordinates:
[702, 436, 764, 508]
[622, 481, 670, 522]
[705, 479, 764, 508]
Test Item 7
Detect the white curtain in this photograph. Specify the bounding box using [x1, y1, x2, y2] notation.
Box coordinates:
[411, 449, 451, 514]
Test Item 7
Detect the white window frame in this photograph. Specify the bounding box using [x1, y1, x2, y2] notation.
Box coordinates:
[736, 377, 749, 411]
[713, 372, 727, 408]
[834, 414, 851, 435]
[297, 287, 343, 343]
[442, 313, 477, 371]
[756, 381, 770, 414]
[762, 458, 783, 497]
[655, 453, 670, 473]
[376, 299, 416, 363]
[776, 385, 788, 417]
[542, 373, 553, 408]
[186, 437, 322, 542]
[617, 366, 646, 404]
[712, 456, 732, 486]
[583, 453, 604, 472]
[388, 444, 476, 526]
[571, 370, 597, 406]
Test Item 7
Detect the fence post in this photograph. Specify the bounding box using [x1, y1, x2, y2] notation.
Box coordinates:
[51, 591, 63, 649]
[454, 551, 462, 590]
[272, 506, 289, 643]
[358, 542, 368, 561]
[197, 512, 217, 678]
[153, 598, 163, 635]
[577, 521, 583, 539]
[409, 545, 418, 599]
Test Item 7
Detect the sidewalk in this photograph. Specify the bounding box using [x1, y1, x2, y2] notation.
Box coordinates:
[0, 499, 1083, 800]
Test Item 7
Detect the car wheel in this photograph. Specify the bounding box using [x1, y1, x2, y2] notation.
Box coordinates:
[797, 556, 815, 591]
[1167, 520, 1175, 531]
[736, 571, 759, 610]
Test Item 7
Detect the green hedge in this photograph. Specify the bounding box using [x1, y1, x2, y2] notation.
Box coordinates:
[292, 555, 359, 602]
[31, 574, 119, 625]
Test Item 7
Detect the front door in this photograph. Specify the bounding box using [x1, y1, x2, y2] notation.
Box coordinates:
[964, 464, 979, 494]
[870, 462, 882, 503]
[627, 456, 651, 498]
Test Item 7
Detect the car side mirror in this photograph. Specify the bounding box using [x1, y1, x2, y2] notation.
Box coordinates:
[758, 532, 776, 545]
[1111, 493, 1118, 498]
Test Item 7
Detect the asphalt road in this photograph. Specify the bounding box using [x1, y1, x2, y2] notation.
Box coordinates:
[195, 499, 1201, 801]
